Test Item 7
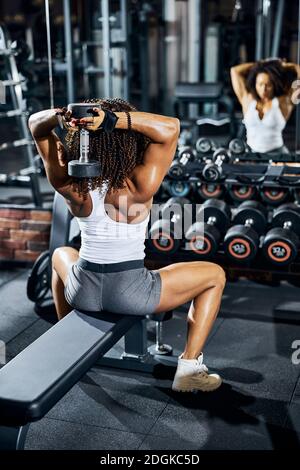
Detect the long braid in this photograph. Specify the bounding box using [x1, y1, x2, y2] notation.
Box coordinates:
[65, 98, 150, 198]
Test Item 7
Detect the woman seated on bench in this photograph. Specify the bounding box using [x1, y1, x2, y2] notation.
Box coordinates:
[29, 99, 226, 393]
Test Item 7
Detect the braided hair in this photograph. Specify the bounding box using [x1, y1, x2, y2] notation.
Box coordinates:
[64, 98, 151, 198]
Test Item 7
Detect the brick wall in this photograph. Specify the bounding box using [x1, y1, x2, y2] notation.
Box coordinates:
[0, 207, 52, 262]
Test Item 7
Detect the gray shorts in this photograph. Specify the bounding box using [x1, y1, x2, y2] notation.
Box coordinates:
[64, 258, 162, 316]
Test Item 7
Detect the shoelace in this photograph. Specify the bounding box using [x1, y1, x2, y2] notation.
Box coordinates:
[196, 364, 208, 375]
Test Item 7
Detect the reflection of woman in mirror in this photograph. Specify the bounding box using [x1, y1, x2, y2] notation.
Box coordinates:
[231, 59, 299, 154]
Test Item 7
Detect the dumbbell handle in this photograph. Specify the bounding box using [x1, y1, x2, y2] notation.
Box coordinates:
[283, 221, 292, 230]
[244, 218, 254, 227]
[79, 129, 90, 163]
[207, 216, 217, 226]
[214, 156, 223, 166]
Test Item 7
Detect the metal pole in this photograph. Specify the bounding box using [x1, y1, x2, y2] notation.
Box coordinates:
[101, 0, 112, 97]
[272, 0, 285, 58]
[188, 0, 201, 119]
[63, 0, 75, 103]
[188, 0, 201, 82]
[163, 0, 177, 115]
[255, 0, 264, 60]
[139, 6, 149, 110]
[264, 0, 272, 58]
[121, 0, 129, 100]
[45, 0, 54, 108]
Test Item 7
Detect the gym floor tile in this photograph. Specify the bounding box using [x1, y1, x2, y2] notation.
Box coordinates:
[25, 417, 145, 450]
[0, 312, 37, 344]
[45, 368, 170, 434]
[147, 391, 300, 450]
[204, 319, 299, 401]
[0, 271, 37, 318]
[0, 269, 24, 288]
[5, 317, 53, 357]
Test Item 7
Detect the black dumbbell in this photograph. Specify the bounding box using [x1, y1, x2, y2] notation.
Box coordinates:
[67, 103, 102, 178]
[202, 147, 230, 182]
[148, 197, 192, 254]
[224, 201, 267, 262]
[168, 146, 195, 179]
[166, 180, 193, 198]
[228, 184, 256, 202]
[262, 203, 300, 265]
[195, 137, 216, 157]
[185, 199, 231, 257]
[260, 187, 290, 206]
[228, 138, 249, 155]
[197, 182, 224, 200]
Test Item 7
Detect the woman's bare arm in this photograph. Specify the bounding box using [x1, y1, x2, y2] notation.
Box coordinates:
[28, 109, 88, 214]
[230, 62, 254, 106]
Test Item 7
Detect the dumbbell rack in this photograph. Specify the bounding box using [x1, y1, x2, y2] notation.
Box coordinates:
[150, 149, 300, 316]
[162, 158, 300, 205]
[145, 249, 300, 287]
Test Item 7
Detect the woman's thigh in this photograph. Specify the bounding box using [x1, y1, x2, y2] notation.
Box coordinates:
[153, 261, 226, 313]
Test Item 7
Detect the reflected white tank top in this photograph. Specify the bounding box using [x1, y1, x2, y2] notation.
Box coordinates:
[243, 98, 286, 153]
[76, 188, 149, 264]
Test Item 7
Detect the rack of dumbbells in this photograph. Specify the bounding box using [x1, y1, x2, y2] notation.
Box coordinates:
[146, 137, 300, 288]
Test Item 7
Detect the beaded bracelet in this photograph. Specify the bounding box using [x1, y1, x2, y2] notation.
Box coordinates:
[125, 111, 132, 131]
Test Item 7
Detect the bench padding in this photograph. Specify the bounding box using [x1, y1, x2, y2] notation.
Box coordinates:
[0, 310, 136, 426]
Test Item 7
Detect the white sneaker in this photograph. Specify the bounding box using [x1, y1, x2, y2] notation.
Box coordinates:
[172, 353, 222, 393]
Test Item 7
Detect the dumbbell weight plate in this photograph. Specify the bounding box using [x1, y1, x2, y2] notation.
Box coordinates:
[160, 196, 190, 214]
[228, 138, 246, 155]
[27, 251, 51, 302]
[197, 183, 223, 199]
[168, 162, 184, 179]
[260, 187, 289, 206]
[262, 227, 299, 265]
[68, 160, 102, 178]
[148, 219, 181, 254]
[67, 103, 101, 118]
[186, 222, 221, 257]
[198, 199, 231, 231]
[228, 185, 256, 202]
[202, 163, 222, 182]
[167, 180, 191, 198]
[224, 225, 260, 262]
[195, 137, 214, 154]
[212, 147, 231, 163]
[272, 203, 300, 233]
[233, 200, 267, 234]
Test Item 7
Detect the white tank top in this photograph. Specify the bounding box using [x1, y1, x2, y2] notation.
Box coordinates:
[76, 188, 150, 264]
[243, 97, 286, 153]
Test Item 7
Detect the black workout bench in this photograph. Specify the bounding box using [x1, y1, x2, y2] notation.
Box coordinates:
[0, 308, 174, 450]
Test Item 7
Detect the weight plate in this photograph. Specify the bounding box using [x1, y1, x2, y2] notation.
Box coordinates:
[27, 251, 51, 303]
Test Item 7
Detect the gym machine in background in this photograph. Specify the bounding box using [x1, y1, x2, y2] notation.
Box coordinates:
[0, 24, 43, 206]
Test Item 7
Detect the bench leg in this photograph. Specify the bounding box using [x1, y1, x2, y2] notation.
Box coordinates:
[0, 424, 29, 450]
